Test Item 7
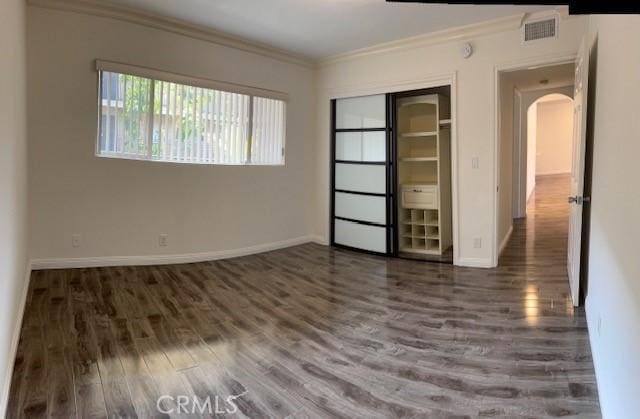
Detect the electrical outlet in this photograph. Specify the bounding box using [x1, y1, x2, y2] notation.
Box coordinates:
[159, 234, 168, 247]
[472, 157, 479, 169]
[473, 237, 482, 249]
[71, 234, 81, 248]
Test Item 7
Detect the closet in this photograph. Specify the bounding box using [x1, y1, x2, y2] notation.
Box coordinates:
[396, 93, 452, 258]
[330, 87, 453, 262]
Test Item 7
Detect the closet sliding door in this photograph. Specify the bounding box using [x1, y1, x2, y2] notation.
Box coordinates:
[331, 94, 392, 255]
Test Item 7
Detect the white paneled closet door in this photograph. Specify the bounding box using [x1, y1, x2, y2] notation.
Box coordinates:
[331, 94, 391, 254]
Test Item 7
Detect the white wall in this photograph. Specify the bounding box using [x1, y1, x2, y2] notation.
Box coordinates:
[585, 15, 640, 418]
[27, 7, 316, 264]
[526, 103, 537, 201]
[0, 0, 29, 413]
[535, 98, 573, 175]
[316, 13, 587, 267]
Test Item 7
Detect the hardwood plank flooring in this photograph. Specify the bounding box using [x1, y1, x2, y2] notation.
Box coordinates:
[7, 174, 600, 417]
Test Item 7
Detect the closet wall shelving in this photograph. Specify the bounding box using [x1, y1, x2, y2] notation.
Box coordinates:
[396, 94, 452, 256]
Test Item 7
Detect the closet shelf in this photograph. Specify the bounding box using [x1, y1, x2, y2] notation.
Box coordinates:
[400, 157, 437, 162]
[403, 233, 440, 239]
[401, 131, 438, 138]
[401, 182, 437, 187]
[399, 100, 437, 108]
[400, 247, 441, 255]
[402, 219, 439, 226]
[402, 234, 423, 239]
[402, 235, 441, 241]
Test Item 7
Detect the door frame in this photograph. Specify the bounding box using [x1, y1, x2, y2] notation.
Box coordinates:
[512, 85, 574, 219]
[327, 72, 460, 265]
[492, 53, 576, 267]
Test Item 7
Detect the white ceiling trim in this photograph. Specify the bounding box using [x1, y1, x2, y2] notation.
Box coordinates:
[325, 72, 456, 99]
[27, 0, 568, 69]
[27, 0, 315, 68]
[319, 9, 568, 67]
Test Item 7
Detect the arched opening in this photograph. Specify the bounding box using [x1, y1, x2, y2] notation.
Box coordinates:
[525, 93, 574, 205]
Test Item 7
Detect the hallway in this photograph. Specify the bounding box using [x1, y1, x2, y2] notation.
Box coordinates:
[501, 173, 574, 298]
[7, 176, 599, 418]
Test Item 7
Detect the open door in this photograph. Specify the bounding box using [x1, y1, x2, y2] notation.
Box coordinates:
[567, 38, 590, 306]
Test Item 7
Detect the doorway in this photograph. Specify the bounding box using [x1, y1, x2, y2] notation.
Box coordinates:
[525, 93, 574, 209]
[496, 59, 590, 305]
[497, 62, 575, 252]
[507, 66, 575, 220]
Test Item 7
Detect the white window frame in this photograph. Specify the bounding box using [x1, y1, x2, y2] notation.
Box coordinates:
[95, 60, 288, 165]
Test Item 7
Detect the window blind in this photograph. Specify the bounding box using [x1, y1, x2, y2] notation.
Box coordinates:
[96, 61, 287, 165]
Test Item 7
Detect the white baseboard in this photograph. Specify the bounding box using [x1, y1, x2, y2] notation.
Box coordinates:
[310, 235, 329, 246]
[30, 235, 315, 270]
[0, 261, 32, 417]
[584, 295, 606, 418]
[499, 225, 514, 257]
[526, 186, 535, 203]
[456, 257, 494, 268]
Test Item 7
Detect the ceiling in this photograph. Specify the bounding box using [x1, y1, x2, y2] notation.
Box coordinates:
[104, 0, 557, 59]
[503, 63, 575, 92]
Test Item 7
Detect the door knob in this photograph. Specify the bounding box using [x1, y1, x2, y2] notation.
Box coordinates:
[568, 196, 582, 204]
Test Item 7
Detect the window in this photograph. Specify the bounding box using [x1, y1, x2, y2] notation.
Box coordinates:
[96, 61, 287, 165]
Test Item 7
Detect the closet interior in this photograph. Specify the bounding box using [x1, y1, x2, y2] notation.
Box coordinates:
[330, 86, 453, 263]
[395, 90, 453, 261]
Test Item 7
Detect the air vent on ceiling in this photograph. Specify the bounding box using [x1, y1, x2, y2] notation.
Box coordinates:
[523, 17, 558, 43]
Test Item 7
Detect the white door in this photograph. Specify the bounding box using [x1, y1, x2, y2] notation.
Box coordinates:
[567, 38, 590, 306]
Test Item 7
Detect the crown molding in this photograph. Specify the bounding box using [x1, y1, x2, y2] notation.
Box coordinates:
[325, 72, 455, 99]
[319, 13, 523, 67]
[27, 0, 315, 68]
[319, 8, 571, 67]
[26, 1, 574, 69]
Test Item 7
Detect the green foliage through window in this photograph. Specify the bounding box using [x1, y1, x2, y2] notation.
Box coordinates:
[98, 71, 285, 165]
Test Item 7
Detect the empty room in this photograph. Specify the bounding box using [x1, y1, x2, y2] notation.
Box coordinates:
[1, 0, 639, 417]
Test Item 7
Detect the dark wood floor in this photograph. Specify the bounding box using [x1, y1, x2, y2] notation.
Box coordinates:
[7, 174, 600, 418]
